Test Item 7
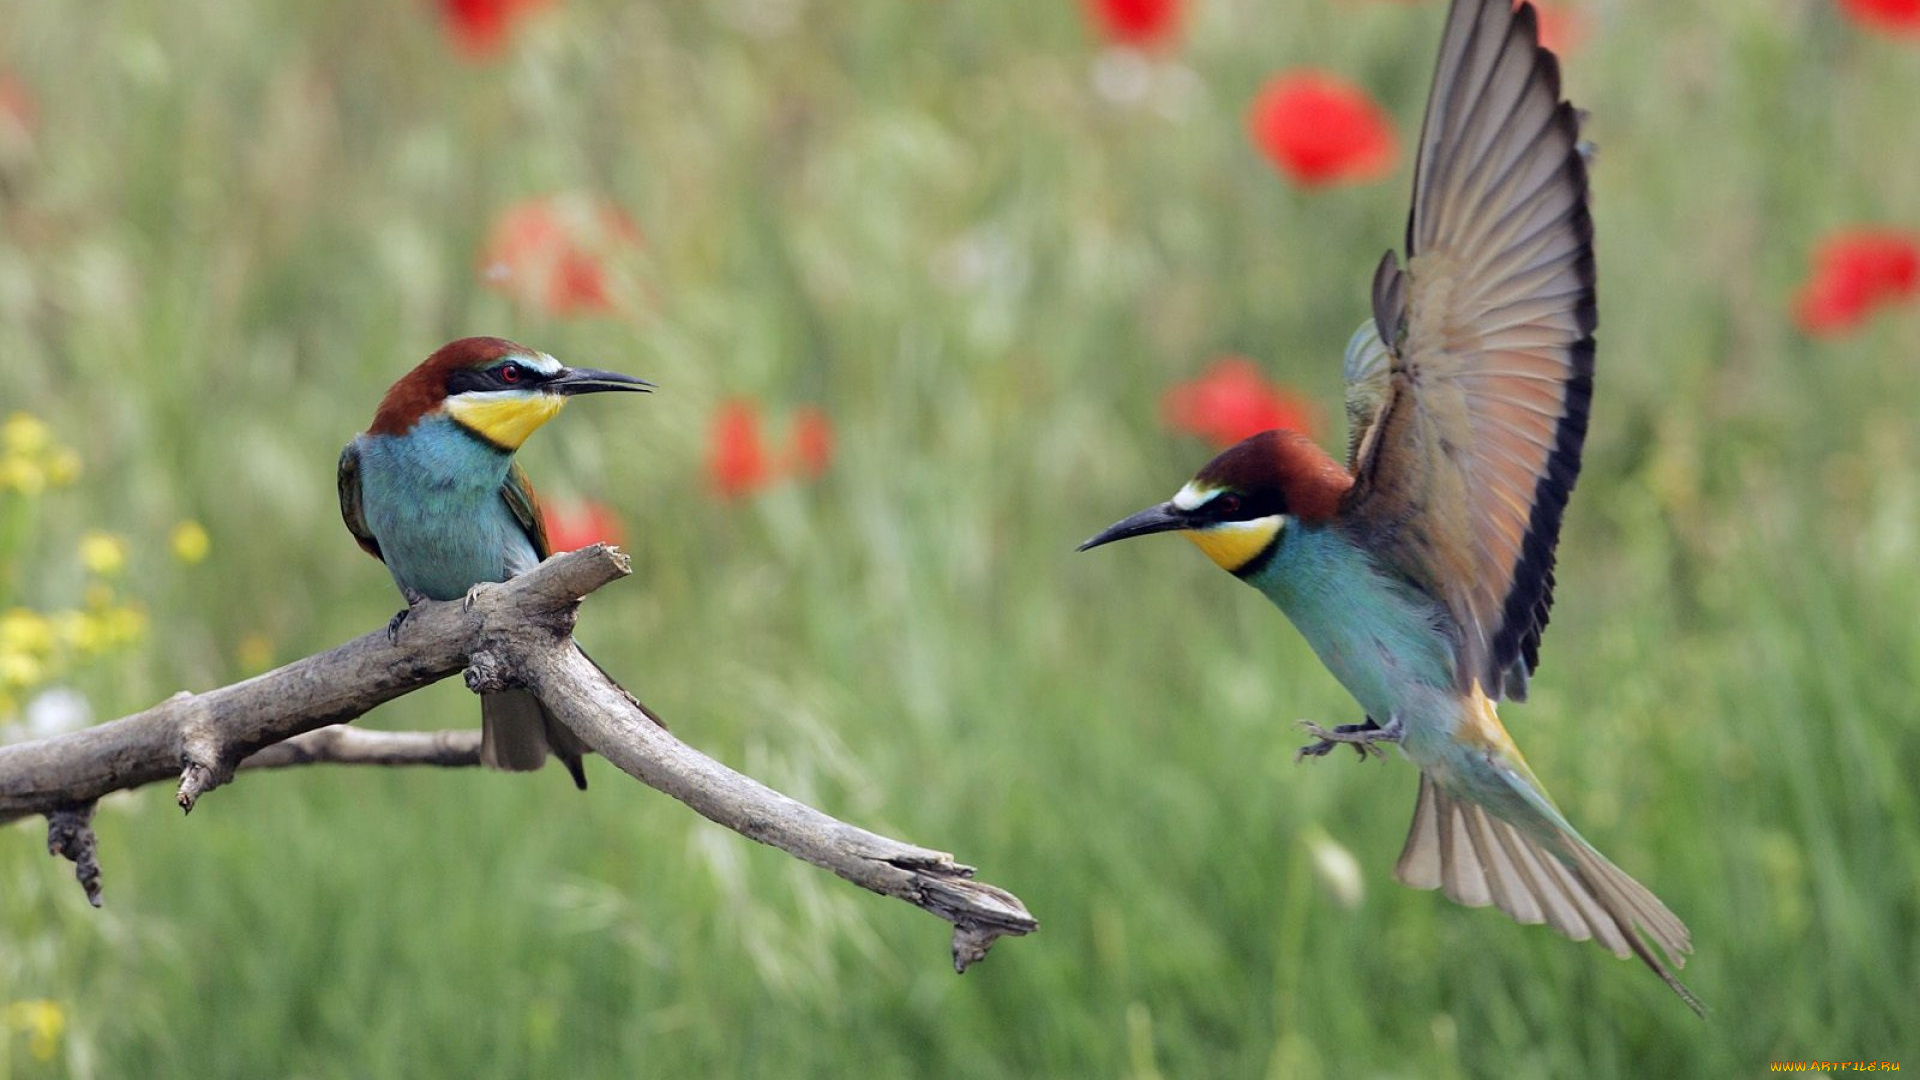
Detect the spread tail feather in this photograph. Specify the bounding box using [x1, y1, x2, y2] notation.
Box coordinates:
[1395, 771, 1705, 1017]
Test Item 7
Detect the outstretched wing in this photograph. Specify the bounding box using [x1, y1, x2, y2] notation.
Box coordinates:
[1344, 0, 1594, 702]
[337, 442, 383, 561]
[500, 460, 552, 562]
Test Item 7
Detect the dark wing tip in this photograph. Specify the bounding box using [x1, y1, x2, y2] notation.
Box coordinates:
[1476, 5, 1601, 692]
[337, 442, 385, 562]
[1490, 340, 1591, 690]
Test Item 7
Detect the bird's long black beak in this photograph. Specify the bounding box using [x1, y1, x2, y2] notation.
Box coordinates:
[1077, 503, 1190, 552]
[552, 367, 655, 395]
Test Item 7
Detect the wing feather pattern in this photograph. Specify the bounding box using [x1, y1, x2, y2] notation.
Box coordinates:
[1344, 0, 1594, 702]
[500, 461, 553, 561]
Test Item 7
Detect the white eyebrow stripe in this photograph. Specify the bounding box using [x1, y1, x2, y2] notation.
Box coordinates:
[450, 387, 544, 403]
[1172, 482, 1218, 511]
[1222, 514, 1288, 535]
[517, 352, 564, 375]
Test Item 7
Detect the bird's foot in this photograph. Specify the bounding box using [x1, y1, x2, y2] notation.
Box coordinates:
[387, 588, 431, 645]
[462, 582, 486, 613]
[1295, 716, 1399, 763]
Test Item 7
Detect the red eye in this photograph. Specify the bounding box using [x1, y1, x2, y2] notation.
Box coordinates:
[499, 363, 523, 384]
[1216, 494, 1244, 517]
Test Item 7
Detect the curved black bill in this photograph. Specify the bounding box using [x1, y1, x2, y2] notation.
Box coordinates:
[553, 367, 655, 395]
[1076, 503, 1189, 552]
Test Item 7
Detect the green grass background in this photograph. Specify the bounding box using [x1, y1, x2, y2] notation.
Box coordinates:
[4, 0, 1918, 1076]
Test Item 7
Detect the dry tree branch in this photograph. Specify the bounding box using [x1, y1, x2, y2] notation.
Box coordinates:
[238, 727, 482, 771]
[0, 546, 1035, 970]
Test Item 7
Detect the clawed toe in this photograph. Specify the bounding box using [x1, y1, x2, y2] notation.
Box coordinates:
[387, 589, 431, 645]
[1294, 717, 1394, 764]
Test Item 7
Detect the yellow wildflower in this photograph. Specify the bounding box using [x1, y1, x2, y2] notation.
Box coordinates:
[0, 649, 42, 689]
[0, 453, 45, 495]
[102, 604, 148, 646]
[69, 605, 146, 652]
[0, 608, 55, 656]
[5, 998, 67, 1062]
[170, 520, 211, 564]
[2, 413, 51, 455]
[78, 531, 128, 576]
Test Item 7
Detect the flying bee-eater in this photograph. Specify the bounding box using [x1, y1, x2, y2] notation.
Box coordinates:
[338, 336, 652, 788]
[1080, 0, 1702, 1014]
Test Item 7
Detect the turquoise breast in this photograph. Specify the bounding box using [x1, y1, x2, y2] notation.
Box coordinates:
[352, 416, 539, 601]
[1242, 521, 1457, 725]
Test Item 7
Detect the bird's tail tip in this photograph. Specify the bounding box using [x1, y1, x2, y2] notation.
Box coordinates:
[1396, 770, 1705, 1018]
[481, 688, 591, 790]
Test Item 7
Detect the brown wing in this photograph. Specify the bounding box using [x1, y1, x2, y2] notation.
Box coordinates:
[1345, 0, 1594, 702]
[501, 460, 552, 561]
[337, 442, 383, 561]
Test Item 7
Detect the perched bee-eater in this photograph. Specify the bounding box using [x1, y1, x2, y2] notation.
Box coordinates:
[1080, 0, 1701, 1014]
[339, 336, 651, 788]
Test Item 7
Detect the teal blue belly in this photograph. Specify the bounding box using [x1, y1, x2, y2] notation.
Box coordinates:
[1242, 521, 1457, 727]
[352, 420, 537, 602]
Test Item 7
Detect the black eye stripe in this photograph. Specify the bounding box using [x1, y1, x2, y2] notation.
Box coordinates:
[447, 363, 548, 396]
[1197, 488, 1285, 523]
[446, 368, 491, 395]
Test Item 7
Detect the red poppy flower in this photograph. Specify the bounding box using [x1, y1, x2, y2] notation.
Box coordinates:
[1837, 0, 1920, 36]
[544, 498, 625, 553]
[1161, 357, 1318, 447]
[0, 74, 33, 135]
[1794, 229, 1920, 336]
[1247, 71, 1396, 188]
[788, 405, 835, 479]
[708, 399, 773, 499]
[480, 195, 643, 317]
[1523, 2, 1588, 56]
[707, 400, 835, 499]
[437, 0, 554, 58]
[1084, 0, 1183, 48]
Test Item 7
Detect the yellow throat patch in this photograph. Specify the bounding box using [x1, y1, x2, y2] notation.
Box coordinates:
[446, 393, 565, 450]
[1182, 516, 1282, 573]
